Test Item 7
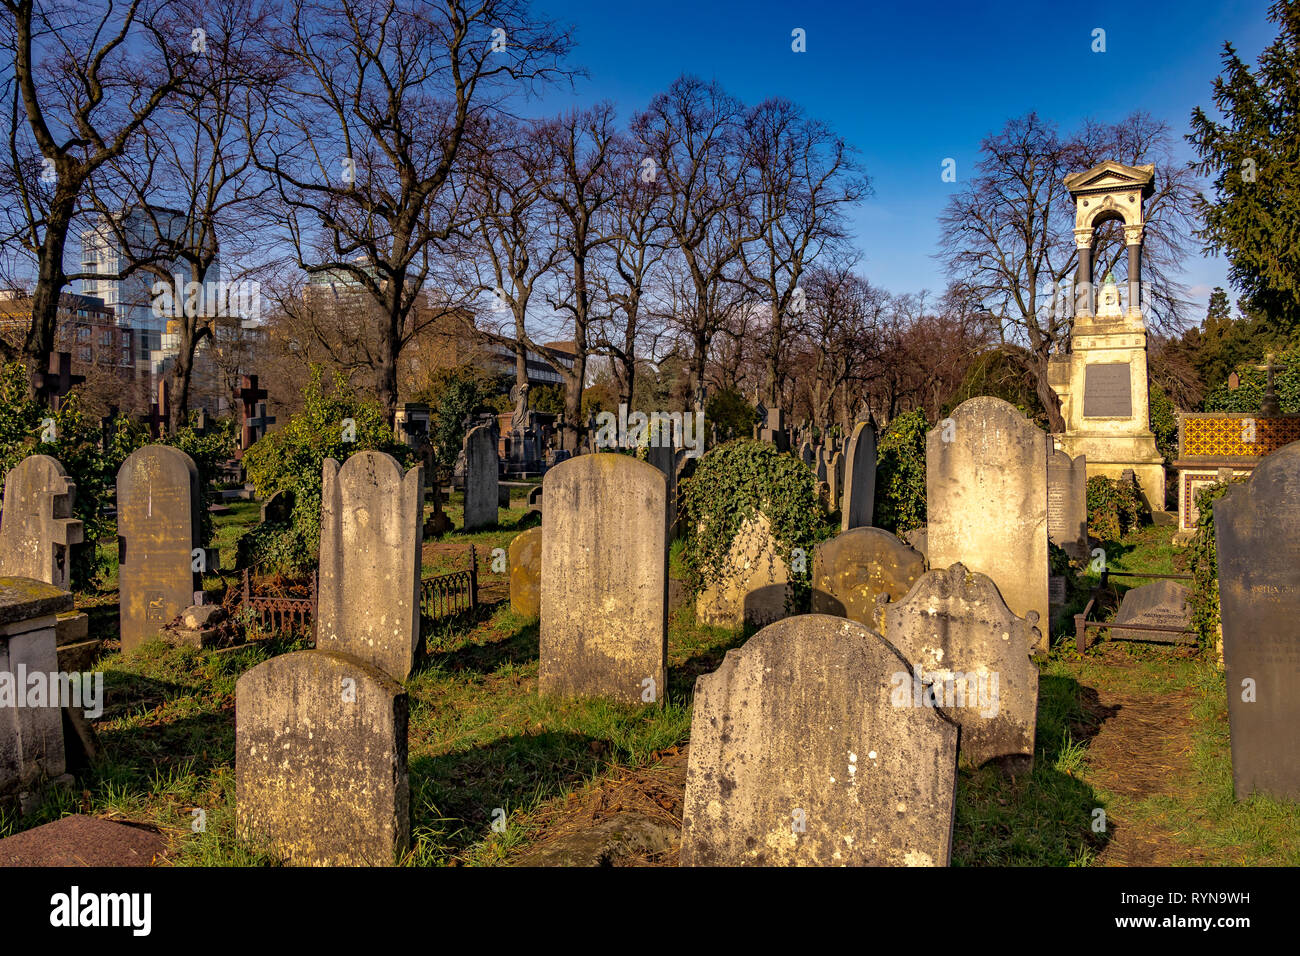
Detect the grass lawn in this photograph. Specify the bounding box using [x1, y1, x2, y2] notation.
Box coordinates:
[6, 508, 1296, 866]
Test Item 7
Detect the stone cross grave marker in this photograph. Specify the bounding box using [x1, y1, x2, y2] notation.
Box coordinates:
[0, 455, 83, 590]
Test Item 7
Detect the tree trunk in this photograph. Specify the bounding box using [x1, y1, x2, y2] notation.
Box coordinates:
[22, 198, 75, 401]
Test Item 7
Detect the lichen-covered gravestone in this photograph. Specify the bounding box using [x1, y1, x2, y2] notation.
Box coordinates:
[927, 397, 1049, 652]
[1213, 443, 1300, 801]
[1112, 579, 1191, 643]
[0, 455, 83, 589]
[116, 446, 201, 653]
[539, 454, 667, 704]
[462, 424, 499, 531]
[317, 450, 423, 681]
[841, 420, 877, 531]
[681, 615, 958, 866]
[884, 563, 1039, 771]
[694, 512, 790, 630]
[509, 526, 542, 617]
[236, 650, 409, 865]
[1047, 449, 1088, 561]
[811, 527, 925, 629]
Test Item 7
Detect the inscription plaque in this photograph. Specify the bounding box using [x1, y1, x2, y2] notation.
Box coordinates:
[1083, 363, 1133, 419]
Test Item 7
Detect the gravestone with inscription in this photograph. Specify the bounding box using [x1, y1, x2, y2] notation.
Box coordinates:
[927, 398, 1049, 653]
[1047, 449, 1088, 560]
[116, 446, 202, 653]
[1083, 363, 1133, 419]
[1112, 580, 1191, 642]
[539, 454, 667, 704]
[317, 451, 423, 681]
[841, 420, 877, 531]
[884, 563, 1039, 771]
[1213, 443, 1300, 800]
[681, 615, 958, 866]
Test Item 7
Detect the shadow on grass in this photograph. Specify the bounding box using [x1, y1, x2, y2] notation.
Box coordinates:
[408, 728, 608, 861]
[953, 672, 1113, 865]
[421, 616, 539, 676]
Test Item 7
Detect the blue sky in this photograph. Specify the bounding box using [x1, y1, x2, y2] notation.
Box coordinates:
[527, 0, 1279, 324]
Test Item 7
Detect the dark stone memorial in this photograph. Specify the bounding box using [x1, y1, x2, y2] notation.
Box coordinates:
[1112, 580, 1191, 643]
[1083, 363, 1133, 419]
[1214, 443, 1300, 801]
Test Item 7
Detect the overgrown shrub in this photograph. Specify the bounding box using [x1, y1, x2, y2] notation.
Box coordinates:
[241, 367, 411, 574]
[1085, 475, 1146, 542]
[680, 439, 820, 608]
[704, 387, 757, 443]
[1187, 478, 1246, 649]
[874, 410, 928, 533]
[1149, 382, 1179, 463]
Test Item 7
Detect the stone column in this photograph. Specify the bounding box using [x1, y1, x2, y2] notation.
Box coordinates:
[1125, 224, 1144, 314]
[1074, 229, 1093, 315]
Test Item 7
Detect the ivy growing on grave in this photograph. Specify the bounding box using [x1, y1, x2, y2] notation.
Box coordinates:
[679, 438, 821, 611]
[1187, 477, 1247, 650]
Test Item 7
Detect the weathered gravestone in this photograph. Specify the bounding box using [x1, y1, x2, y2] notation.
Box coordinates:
[259, 488, 295, 524]
[0, 455, 83, 589]
[463, 423, 499, 531]
[695, 512, 790, 630]
[841, 420, 877, 531]
[116, 446, 202, 653]
[0, 455, 93, 665]
[0, 578, 73, 802]
[236, 650, 409, 865]
[811, 527, 925, 628]
[1111, 580, 1191, 643]
[681, 614, 958, 866]
[827, 451, 843, 508]
[884, 563, 1039, 771]
[904, 527, 928, 562]
[539, 454, 667, 704]
[317, 451, 423, 681]
[509, 526, 542, 618]
[648, 443, 678, 539]
[1214, 443, 1300, 800]
[927, 397, 1049, 653]
[1047, 449, 1088, 561]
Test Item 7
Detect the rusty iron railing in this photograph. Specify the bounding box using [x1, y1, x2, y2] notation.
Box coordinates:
[420, 545, 478, 627]
[241, 569, 317, 638]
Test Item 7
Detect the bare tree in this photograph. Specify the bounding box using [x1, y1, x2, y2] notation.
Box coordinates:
[264, 0, 572, 422]
[738, 97, 868, 404]
[0, 0, 188, 398]
[633, 75, 755, 411]
[86, 0, 281, 430]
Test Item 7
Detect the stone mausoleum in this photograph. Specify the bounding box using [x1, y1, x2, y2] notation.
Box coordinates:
[1049, 161, 1167, 511]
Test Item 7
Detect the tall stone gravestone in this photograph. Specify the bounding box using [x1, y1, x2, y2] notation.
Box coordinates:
[1047, 449, 1088, 561]
[884, 563, 1039, 771]
[463, 423, 499, 531]
[539, 454, 667, 704]
[681, 615, 958, 866]
[116, 446, 201, 653]
[1214, 443, 1300, 800]
[0, 455, 83, 589]
[841, 419, 877, 531]
[927, 397, 1049, 653]
[647, 442, 678, 539]
[317, 451, 423, 681]
[236, 650, 409, 865]
[827, 451, 843, 508]
[811, 527, 925, 628]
